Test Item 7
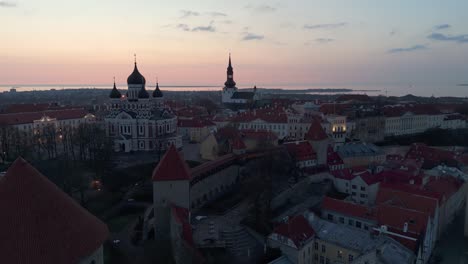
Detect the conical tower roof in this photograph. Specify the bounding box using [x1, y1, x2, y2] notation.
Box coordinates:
[152, 145, 191, 181]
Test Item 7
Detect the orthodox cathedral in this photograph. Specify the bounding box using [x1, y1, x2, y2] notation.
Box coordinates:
[105, 59, 182, 152]
[221, 54, 260, 109]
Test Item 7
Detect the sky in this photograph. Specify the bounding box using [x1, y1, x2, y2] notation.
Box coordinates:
[1, 0, 468, 87]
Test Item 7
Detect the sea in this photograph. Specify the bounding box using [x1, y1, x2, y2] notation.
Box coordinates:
[1, 82, 467, 98]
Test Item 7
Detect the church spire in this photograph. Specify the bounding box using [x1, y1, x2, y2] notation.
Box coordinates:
[224, 53, 236, 88]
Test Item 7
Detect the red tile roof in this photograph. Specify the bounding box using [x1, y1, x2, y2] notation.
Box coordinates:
[178, 118, 216, 128]
[327, 146, 344, 166]
[406, 143, 458, 165]
[424, 177, 463, 201]
[319, 103, 351, 115]
[322, 197, 376, 220]
[376, 185, 438, 217]
[0, 108, 89, 125]
[331, 168, 354, 180]
[152, 145, 191, 181]
[231, 137, 246, 150]
[230, 107, 288, 123]
[215, 126, 240, 142]
[305, 119, 328, 141]
[0, 158, 108, 263]
[240, 129, 278, 140]
[284, 141, 317, 161]
[376, 205, 426, 252]
[1, 103, 53, 113]
[383, 104, 441, 117]
[273, 215, 315, 248]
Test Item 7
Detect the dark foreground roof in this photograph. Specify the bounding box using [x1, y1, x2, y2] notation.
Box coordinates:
[0, 158, 109, 263]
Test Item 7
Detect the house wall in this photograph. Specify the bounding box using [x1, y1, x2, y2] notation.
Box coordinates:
[312, 239, 360, 264]
[321, 210, 376, 232]
[190, 165, 240, 209]
[153, 181, 190, 210]
[310, 139, 330, 166]
[199, 134, 219, 161]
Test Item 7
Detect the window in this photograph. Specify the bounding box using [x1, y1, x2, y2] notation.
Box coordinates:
[360, 193, 367, 198]
[337, 250, 343, 259]
[356, 221, 362, 228]
[327, 214, 334, 221]
[348, 219, 354, 226]
[360, 186, 366, 191]
[314, 253, 318, 261]
[352, 185, 357, 189]
[326, 258, 330, 264]
[320, 256, 324, 264]
[314, 242, 318, 250]
[321, 245, 326, 253]
[349, 255, 354, 262]
[352, 192, 356, 196]
[364, 224, 369, 230]
[339, 217, 345, 224]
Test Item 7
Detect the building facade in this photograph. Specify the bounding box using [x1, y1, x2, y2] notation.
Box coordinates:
[104, 61, 182, 152]
[221, 54, 259, 108]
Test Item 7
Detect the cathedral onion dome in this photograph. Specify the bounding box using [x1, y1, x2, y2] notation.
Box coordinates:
[138, 87, 150, 98]
[109, 80, 122, 99]
[127, 62, 146, 85]
[153, 82, 163, 98]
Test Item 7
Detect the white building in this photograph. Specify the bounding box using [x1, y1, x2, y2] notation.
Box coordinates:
[221, 54, 259, 107]
[383, 105, 447, 137]
[325, 114, 347, 147]
[104, 60, 182, 152]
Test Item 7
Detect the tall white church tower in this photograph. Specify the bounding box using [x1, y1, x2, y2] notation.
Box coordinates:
[221, 54, 238, 104]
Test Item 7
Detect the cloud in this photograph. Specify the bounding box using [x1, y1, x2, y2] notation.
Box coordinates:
[304, 22, 347, 30]
[180, 10, 200, 18]
[176, 22, 216, 32]
[389, 30, 397, 36]
[315, 38, 334, 44]
[245, 4, 276, 13]
[242, 33, 264, 41]
[192, 22, 216, 32]
[206, 11, 227, 17]
[428, 33, 468, 43]
[0, 1, 16, 7]
[433, 24, 451, 31]
[388, 45, 427, 54]
[220, 20, 233, 24]
[177, 24, 190, 31]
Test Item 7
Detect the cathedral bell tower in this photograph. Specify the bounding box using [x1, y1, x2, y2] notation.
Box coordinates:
[222, 53, 238, 104]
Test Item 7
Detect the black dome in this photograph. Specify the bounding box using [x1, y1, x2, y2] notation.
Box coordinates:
[153, 83, 163, 98]
[127, 63, 146, 85]
[224, 79, 236, 88]
[109, 82, 121, 98]
[138, 87, 150, 98]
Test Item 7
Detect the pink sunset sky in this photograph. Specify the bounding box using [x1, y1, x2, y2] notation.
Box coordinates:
[1, 0, 467, 87]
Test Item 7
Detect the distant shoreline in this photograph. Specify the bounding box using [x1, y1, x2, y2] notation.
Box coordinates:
[457, 84, 468, 87]
[256, 88, 381, 93]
